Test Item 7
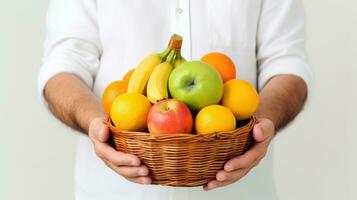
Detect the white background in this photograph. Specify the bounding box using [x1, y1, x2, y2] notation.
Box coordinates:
[1, 0, 356, 199]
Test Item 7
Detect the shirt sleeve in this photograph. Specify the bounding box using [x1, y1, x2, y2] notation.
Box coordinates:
[256, 0, 313, 95]
[37, 0, 101, 104]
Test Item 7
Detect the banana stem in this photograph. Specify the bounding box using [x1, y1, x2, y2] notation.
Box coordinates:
[165, 50, 176, 64]
[176, 50, 182, 60]
[173, 34, 182, 40]
[159, 48, 172, 61]
[159, 34, 183, 62]
[168, 34, 183, 51]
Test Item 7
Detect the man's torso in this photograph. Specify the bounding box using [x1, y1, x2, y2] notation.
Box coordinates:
[77, 1, 278, 200]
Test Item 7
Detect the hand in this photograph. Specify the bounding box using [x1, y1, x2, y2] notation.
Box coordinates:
[203, 118, 275, 191]
[89, 117, 152, 184]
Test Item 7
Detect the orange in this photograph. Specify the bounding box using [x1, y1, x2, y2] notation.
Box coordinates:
[195, 105, 236, 134]
[110, 93, 151, 131]
[201, 52, 236, 83]
[101, 80, 128, 114]
[123, 69, 135, 82]
[221, 79, 259, 120]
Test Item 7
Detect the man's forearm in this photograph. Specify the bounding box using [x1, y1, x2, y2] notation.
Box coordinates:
[255, 75, 308, 131]
[44, 73, 105, 133]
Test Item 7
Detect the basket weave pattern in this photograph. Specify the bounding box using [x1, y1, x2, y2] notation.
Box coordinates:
[107, 116, 256, 187]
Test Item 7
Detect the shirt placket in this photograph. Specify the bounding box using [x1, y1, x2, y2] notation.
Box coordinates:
[174, 0, 192, 60]
[169, 1, 191, 199]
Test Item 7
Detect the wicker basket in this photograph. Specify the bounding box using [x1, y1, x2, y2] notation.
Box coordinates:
[107, 116, 256, 187]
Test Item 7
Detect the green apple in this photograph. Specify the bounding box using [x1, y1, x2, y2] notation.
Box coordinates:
[168, 61, 223, 111]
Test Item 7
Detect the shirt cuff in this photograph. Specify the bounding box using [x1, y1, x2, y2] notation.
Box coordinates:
[258, 58, 314, 102]
[37, 61, 94, 107]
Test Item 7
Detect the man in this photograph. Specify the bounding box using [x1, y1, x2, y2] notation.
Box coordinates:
[38, 0, 312, 199]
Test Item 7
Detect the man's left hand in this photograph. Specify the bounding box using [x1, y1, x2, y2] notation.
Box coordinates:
[203, 118, 275, 191]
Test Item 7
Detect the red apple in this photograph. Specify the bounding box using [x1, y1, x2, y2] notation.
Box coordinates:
[147, 99, 193, 134]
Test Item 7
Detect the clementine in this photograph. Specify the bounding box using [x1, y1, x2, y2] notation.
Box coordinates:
[195, 105, 236, 135]
[221, 79, 259, 120]
[123, 69, 135, 82]
[201, 52, 236, 83]
[101, 80, 128, 114]
[110, 93, 151, 131]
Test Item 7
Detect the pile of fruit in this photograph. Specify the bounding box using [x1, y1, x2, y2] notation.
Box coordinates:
[102, 35, 259, 135]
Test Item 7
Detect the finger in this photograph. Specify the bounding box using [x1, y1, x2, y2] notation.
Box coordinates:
[126, 176, 152, 185]
[94, 142, 141, 166]
[252, 156, 263, 168]
[253, 119, 274, 142]
[113, 165, 149, 178]
[104, 161, 152, 184]
[89, 118, 109, 142]
[224, 143, 267, 171]
[216, 169, 248, 182]
[253, 124, 266, 142]
[203, 179, 232, 191]
[253, 123, 271, 143]
[98, 125, 110, 142]
[226, 150, 264, 173]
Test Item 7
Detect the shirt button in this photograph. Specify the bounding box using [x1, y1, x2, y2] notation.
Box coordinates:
[177, 8, 183, 14]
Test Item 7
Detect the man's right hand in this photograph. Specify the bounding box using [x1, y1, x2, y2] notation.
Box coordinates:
[88, 117, 152, 184]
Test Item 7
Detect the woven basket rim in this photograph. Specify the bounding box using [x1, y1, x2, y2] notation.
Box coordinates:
[107, 116, 257, 141]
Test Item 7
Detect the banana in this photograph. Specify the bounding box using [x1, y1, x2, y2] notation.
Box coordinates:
[146, 61, 174, 103]
[173, 50, 186, 68]
[128, 34, 183, 97]
[127, 49, 171, 94]
[173, 57, 186, 68]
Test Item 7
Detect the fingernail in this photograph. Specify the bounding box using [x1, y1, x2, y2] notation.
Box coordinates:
[139, 169, 148, 176]
[224, 165, 233, 172]
[254, 126, 263, 140]
[99, 127, 106, 142]
[131, 160, 140, 166]
[207, 183, 215, 190]
[217, 174, 226, 181]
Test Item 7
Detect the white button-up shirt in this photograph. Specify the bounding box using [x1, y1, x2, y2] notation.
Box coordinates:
[38, 0, 312, 200]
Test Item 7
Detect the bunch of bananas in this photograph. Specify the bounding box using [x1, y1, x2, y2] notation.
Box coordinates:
[128, 34, 186, 103]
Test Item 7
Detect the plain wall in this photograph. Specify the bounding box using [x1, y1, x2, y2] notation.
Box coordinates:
[1, 0, 356, 199]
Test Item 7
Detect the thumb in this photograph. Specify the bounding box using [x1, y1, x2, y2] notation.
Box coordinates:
[89, 117, 109, 142]
[253, 124, 267, 142]
[97, 123, 109, 143]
